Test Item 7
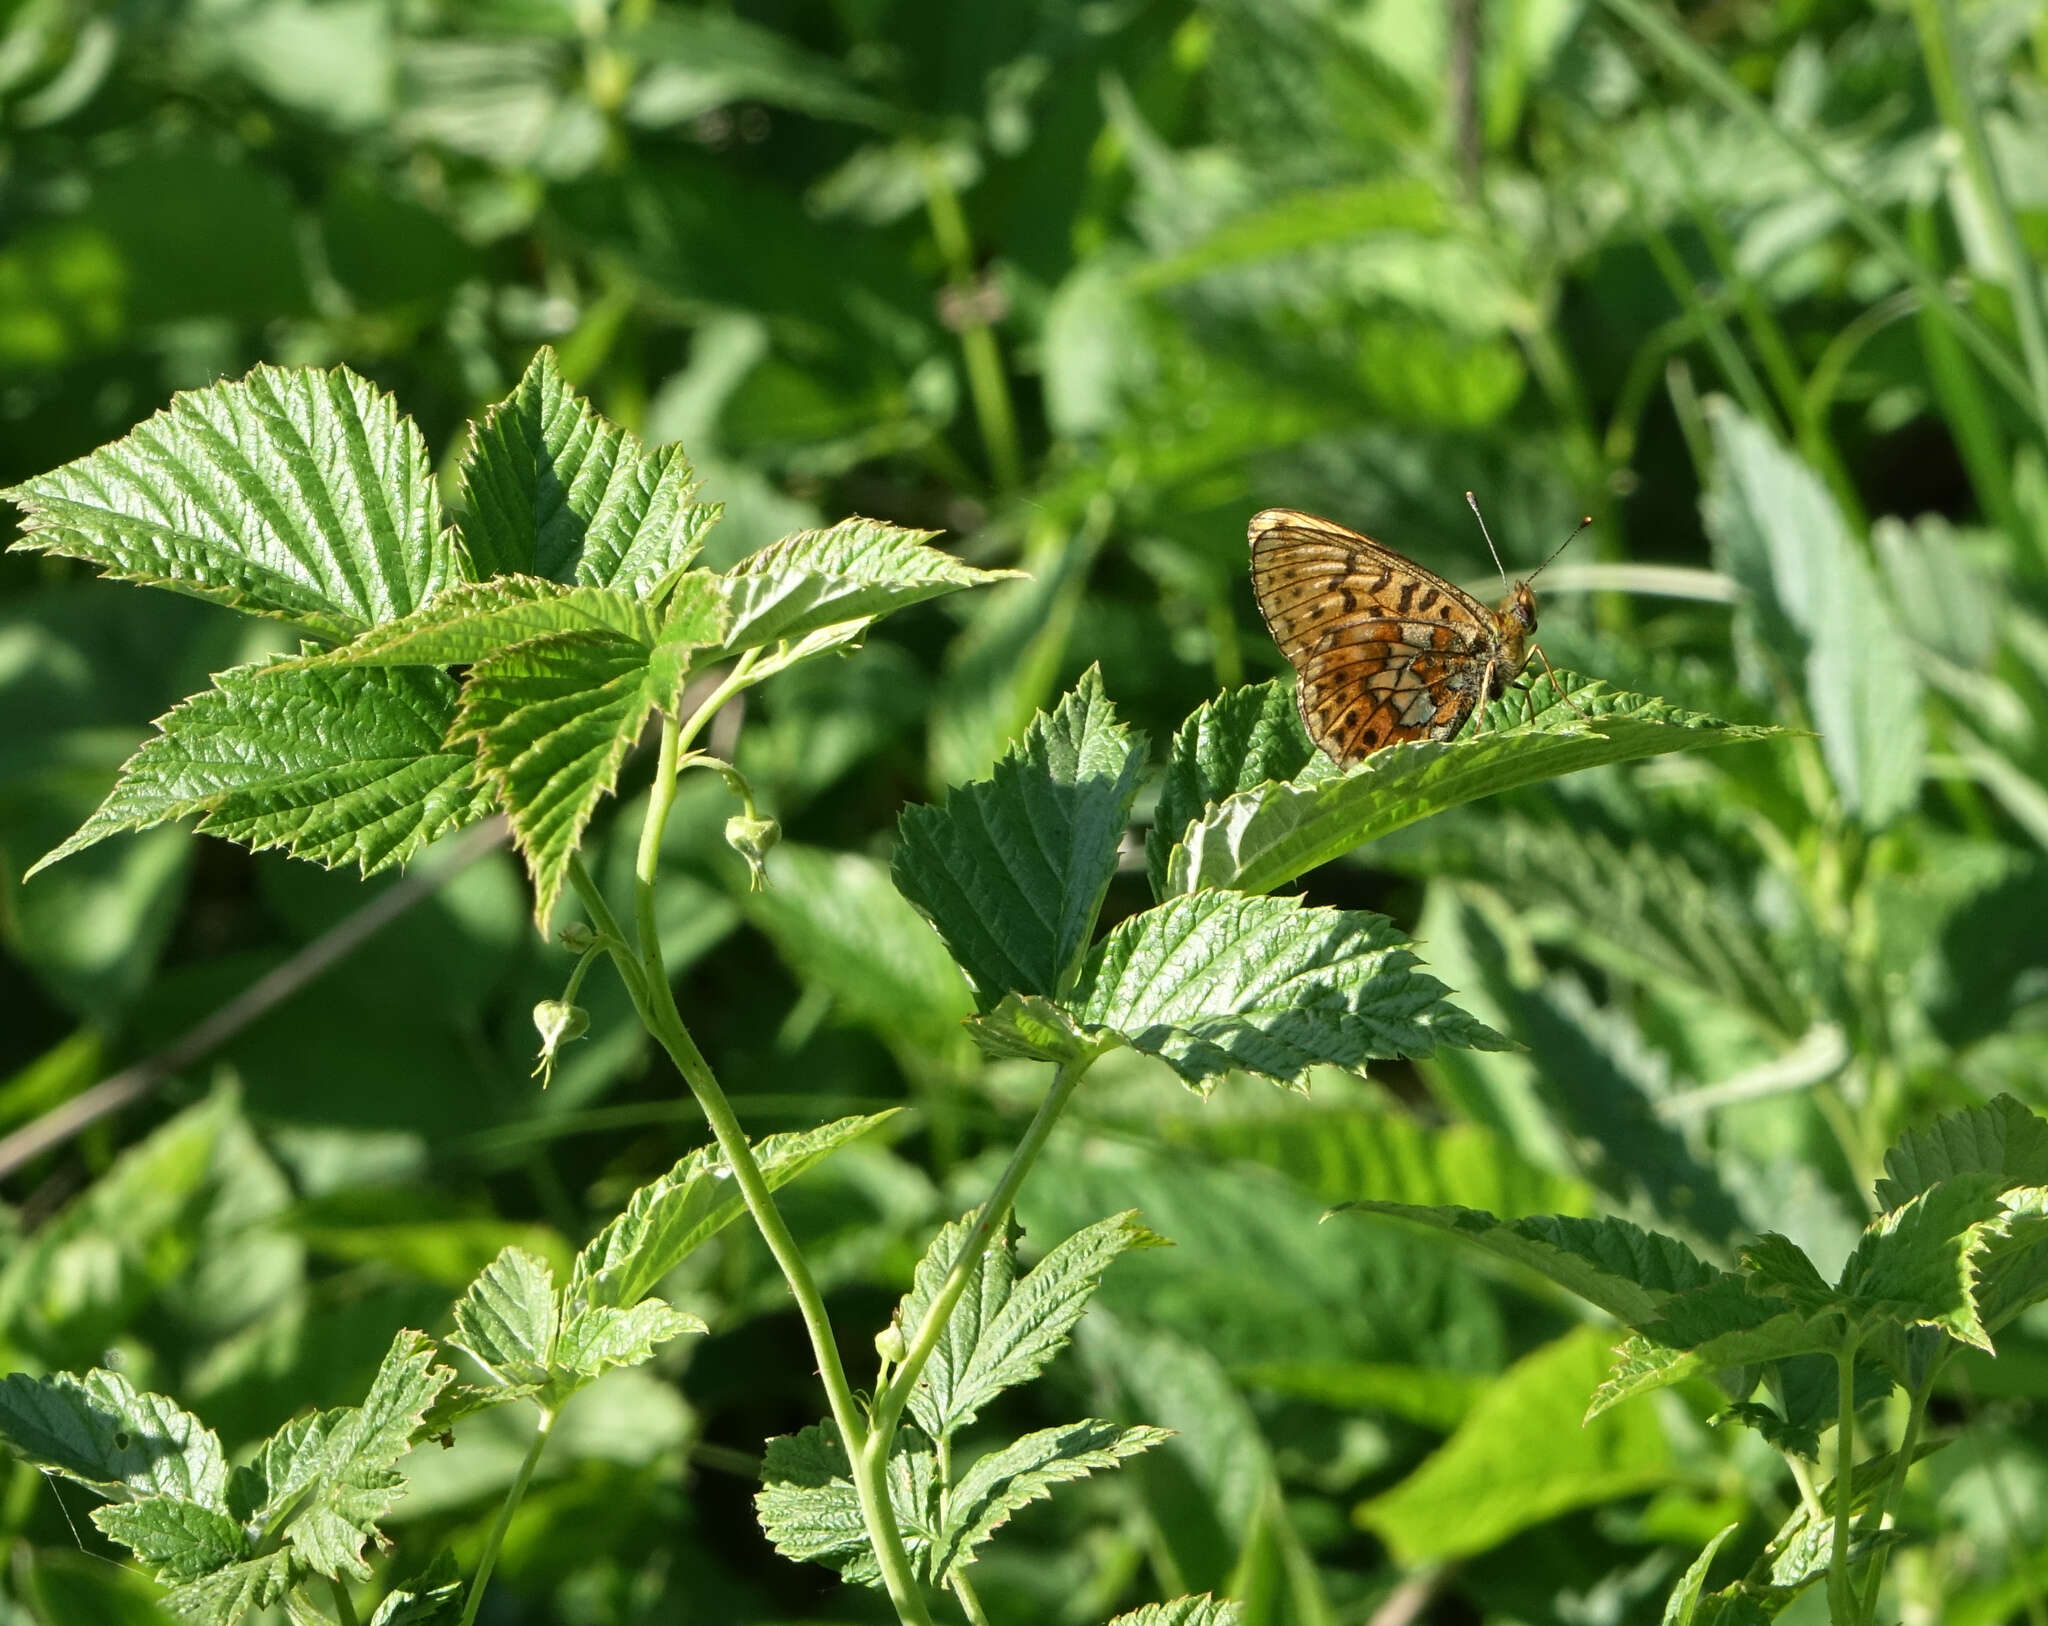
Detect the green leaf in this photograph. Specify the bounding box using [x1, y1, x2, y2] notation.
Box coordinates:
[161, 1552, 293, 1625]
[1836, 1175, 2006, 1350]
[754, 1421, 937, 1585]
[894, 668, 1147, 1008]
[966, 993, 1119, 1067]
[456, 347, 721, 591]
[1588, 1276, 1841, 1419]
[1107, 1597, 1245, 1626]
[1070, 891, 1511, 1090]
[1703, 398, 1923, 827]
[242, 1329, 451, 1581]
[1166, 670, 1782, 895]
[91, 1498, 248, 1583]
[1357, 1325, 1673, 1563]
[554, 1299, 706, 1385]
[1145, 680, 1321, 898]
[1337, 1203, 1719, 1325]
[1660, 1523, 1739, 1626]
[745, 844, 976, 1067]
[897, 1210, 1166, 1441]
[446, 1245, 559, 1386]
[453, 576, 729, 924]
[0, 1368, 227, 1505]
[287, 576, 676, 670]
[1875, 1093, 2048, 1209]
[29, 664, 494, 879]
[4, 364, 456, 640]
[718, 515, 1019, 653]
[568, 1111, 898, 1311]
[932, 1418, 1171, 1583]
[363, 1557, 463, 1626]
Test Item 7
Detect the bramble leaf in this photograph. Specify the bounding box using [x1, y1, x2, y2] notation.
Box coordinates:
[91, 1497, 248, 1584]
[718, 515, 1018, 654]
[286, 576, 675, 670]
[0, 1368, 227, 1506]
[569, 1112, 899, 1311]
[452, 574, 730, 924]
[1874, 1093, 2048, 1209]
[161, 1551, 293, 1624]
[29, 663, 494, 879]
[1108, 1598, 1245, 1626]
[896, 1210, 1166, 1440]
[1067, 891, 1511, 1090]
[931, 1419, 1170, 1582]
[554, 1300, 706, 1384]
[1338, 1203, 1719, 1326]
[895, 668, 1147, 1008]
[457, 347, 720, 591]
[4, 364, 456, 640]
[1836, 1175, 2006, 1350]
[1145, 680, 1323, 897]
[754, 1421, 937, 1586]
[447, 1245, 558, 1386]
[1659, 1523, 1739, 1626]
[1165, 671, 1781, 895]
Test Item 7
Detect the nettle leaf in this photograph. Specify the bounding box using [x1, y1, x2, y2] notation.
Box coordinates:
[4, 364, 456, 640]
[1836, 1175, 2006, 1349]
[29, 663, 494, 879]
[0, 1368, 227, 1505]
[569, 1111, 899, 1311]
[244, 1329, 451, 1581]
[897, 1210, 1166, 1440]
[755, 1422, 937, 1586]
[1062, 891, 1511, 1090]
[1875, 1093, 2048, 1210]
[895, 668, 1147, 1008]
[1165, 671, 1781, 896]
[1145, 680, 1325, 898]
[554, 1299, 706, 1383]
[447, 1245, 559, 1386]
[932, 1419, 1171, 1583]
[1359, 1326, 1673, 1564]
[1339, 1204, 1719, 1326]
[289, 576, 674, 670]
[1108, 1597, 1244, 1626]
[1704, 398, 1923, 828]
[91, 1497, 249, 1584]
[454, 576, 731, 924]
[718, 515, 1019, 654]
[162, 1551, 294, 1624]
[458, 347, 720, 591]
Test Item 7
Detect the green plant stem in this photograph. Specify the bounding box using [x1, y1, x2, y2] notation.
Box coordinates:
[922, 149, 1022, 491]
[1830, 1340, 1861, 1625]
[1856, 1375, 1932, 1619]
[1597, 0, 2038, 420]
[866, 1054, 1093, 1453]
[459, 1407, 554, 1626]
[326, 1577, 359, 1626]
[1913, 0, 2048, 439]
[573, 705, 937, 1626]
[950, 1571, 996, 1626]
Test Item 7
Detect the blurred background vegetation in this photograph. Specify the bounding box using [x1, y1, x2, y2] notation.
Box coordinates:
[4, 0, 2048, 1621]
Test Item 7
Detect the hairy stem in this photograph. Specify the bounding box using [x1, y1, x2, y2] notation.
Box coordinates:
[459, 1407, 554, 1626]
[868, 1056, 1092, 1453]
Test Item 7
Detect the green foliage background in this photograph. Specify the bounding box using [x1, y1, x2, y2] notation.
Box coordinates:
[3, 0, 2047, 1621]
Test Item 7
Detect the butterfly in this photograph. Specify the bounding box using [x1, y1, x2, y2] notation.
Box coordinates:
[1249, 496, 1588, 769]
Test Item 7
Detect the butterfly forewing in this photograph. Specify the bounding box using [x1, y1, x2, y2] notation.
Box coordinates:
[1249, 508, 1522, 768]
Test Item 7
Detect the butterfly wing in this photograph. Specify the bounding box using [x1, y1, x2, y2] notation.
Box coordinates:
[1249, 508, 1505, 767]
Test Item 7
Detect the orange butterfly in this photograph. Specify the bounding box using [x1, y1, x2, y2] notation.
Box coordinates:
[1250, 496, 1587, 768]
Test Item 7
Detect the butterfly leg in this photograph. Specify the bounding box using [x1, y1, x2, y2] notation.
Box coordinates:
[1531, 644, 1590, 721]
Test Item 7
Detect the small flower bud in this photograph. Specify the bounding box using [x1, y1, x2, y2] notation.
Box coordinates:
[875, 1323, 908, 1364]
[531, 999, 590, 1085]
[724, 812, 780, 892]
[558, 921, 597, 951]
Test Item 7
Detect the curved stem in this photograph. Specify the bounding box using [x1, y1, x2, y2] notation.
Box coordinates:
[459, 1407, 554, 1626]
[1830, 1340, 1861, 1625]
[868, 1056, 1092, 1454]
[1856, 1374, 1933, 1619]
[950, 1571, 996, 1626]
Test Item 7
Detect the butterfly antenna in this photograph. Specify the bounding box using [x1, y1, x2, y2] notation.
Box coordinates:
[1527, 514, 1594, 584]
[1465, 491, 1511, 593]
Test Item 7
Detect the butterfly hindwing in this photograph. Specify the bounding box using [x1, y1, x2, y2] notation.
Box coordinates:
[1249, 507, 1522, 768]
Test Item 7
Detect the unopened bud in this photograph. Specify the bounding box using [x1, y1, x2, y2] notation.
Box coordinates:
[531, 999, 590, 1085]
[724, 812, 780, 892]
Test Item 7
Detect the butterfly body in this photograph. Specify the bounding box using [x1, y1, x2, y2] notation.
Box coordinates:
[1249, 507, 1541, 769]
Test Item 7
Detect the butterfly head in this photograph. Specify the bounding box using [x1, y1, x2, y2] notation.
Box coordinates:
[1504, 579, 1538, 633]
